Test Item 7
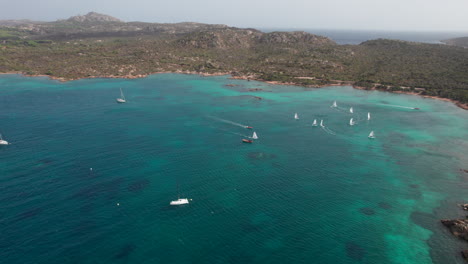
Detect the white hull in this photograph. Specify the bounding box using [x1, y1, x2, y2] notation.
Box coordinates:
[170, 198, 189, 205]
[294, 113, 299, 120]
[0, 140, 8, 145]
[116, 98, 126, 103]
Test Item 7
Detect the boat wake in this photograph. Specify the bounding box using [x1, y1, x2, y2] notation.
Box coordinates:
[377, 103, 417, 110]
[321, 125, 337, 136]
[207, 116, 250, 128]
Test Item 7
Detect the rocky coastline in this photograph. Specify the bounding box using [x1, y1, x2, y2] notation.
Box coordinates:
[441, 204, 468, 262]
[1, 71, 467, 111]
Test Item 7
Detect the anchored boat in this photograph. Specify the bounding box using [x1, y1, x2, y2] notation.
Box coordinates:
[0, 134, 8, 145]
[116, 88, 126, 103]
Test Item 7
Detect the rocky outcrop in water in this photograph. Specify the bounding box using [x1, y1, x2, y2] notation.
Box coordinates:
[441, 219, 468, 241]
[441, 218, 468, 262]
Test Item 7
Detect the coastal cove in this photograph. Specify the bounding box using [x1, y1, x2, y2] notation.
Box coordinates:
[2, 71, 467, 111]
[0, 73, 467, 264]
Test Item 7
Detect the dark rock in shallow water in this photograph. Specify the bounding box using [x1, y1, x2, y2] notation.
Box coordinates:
[378, 202, 392, 210]
[462, 250, 468, 262]
[13, 208, 43, 223]
[114, 244, 136, 259]
[346, 242, 366, 260]
[359, 207, 376, 215]
[127, 179, 150, 193]
[440, 219, 468, 241]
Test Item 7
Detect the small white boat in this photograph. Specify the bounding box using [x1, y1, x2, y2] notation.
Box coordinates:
[312, 119, 318, 126]
[368, 131, 375, 139]
[170, 198, 189, 205]
[294, 113, 299, 120]
[252, 131, 258, 139]
[349, 118, 355, 126]
[116, 88, 126, 103]
[349, 107, 354, 114]
[320, 120, 324, 127]
[331, 101, 337, 108]
[368, 112, 371, 120]
[0, 134, 9, 145]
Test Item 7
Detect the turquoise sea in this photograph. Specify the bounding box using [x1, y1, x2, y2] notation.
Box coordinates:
[0, 73, 467, 264]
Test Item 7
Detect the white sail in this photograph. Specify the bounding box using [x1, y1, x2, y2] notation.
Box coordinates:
[368, 131, 375, 138]
[294, 113, 299, 119]
[116, 88, 126, 103]
[120, 88, 125, 100]
[312, 119, 317, 126]
[349, 118, 354, 126]
[320, 120, 324, 127]
[332, 101, 337, 108]
[368, 112, 371, 120]
[252, 132, 258, 139]
[349, 107, 353, 113]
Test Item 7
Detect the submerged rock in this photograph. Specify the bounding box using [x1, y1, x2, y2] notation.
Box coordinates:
[378, 202, 392, 210]
[346, 242, 366, 260]
[440, 219, 468, 241]
[359, 207, 376, 215]
[462, 250, 468, 262]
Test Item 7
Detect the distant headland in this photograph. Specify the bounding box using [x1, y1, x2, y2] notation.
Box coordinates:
[1, 12, 467, 110]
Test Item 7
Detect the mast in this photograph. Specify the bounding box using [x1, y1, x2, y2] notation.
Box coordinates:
[120, 88, 125, 100]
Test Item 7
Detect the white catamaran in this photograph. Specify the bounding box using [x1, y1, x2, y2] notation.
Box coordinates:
[170, 182, 189, 205]
[294, 113, 299, 120]
[368, 131, 375, 139]
[0, 134, 9, 145]
[252, 131, 258, 139]
[331, 101, 337, 108]
[312, 119, 318, 126]
[320, 120, 324, 127]
[116, 88, 126, 103]
[368, 112, 371, 120]
[349, 118, 355, 126]
[349, 107, 354, 114]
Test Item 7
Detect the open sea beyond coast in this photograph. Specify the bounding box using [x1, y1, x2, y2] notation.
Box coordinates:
[0, 73, 467, 264]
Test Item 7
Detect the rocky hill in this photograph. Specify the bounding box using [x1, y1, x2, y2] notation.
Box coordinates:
[65, 12, 123, 23]
[442, 37, 468, 48]
[1, 12, 468, 108]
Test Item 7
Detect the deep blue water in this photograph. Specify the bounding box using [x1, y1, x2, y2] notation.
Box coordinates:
[260, 28, 468, 44]
[0, 73, 467, 263]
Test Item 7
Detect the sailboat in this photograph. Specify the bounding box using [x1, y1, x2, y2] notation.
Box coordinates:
[312, 119, 318, 126]
[368, 131, 375, 139]
[170, 183, 189, 205]
[349, 107, 354, 114]
[331, 101, 337, 108]
[252, 131, 258, 139]
[349, 118, 355, 126]
[320, 120, 324, 127]
[368, 112, 371, 120]
[294, 113, 299, 120]
[0, 134, 9, 145]
[116, 88, 126, 103]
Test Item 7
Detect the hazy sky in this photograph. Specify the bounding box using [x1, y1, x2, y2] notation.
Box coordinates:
[1, 0, 468, 31]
